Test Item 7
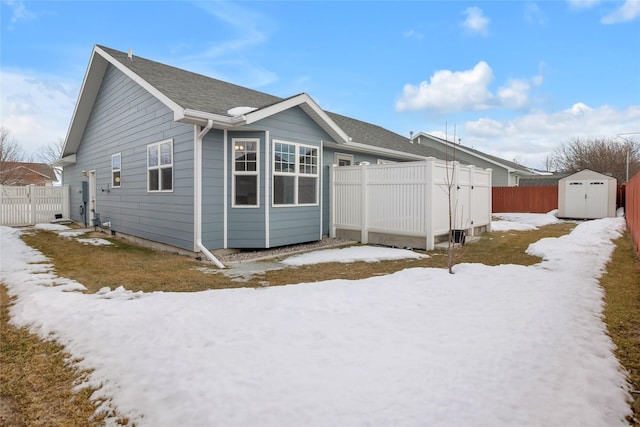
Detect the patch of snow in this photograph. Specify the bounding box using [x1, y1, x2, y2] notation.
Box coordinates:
[76, 238, 112, 246]
[282, 245, 427, 266]
[0, 214, 631, 426]
[34, 223, 71, 231]
[227, 106, 258, 116]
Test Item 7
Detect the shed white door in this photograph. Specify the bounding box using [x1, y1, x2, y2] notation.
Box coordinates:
[564, 179, 608, 219]
[585, 180, 608, 219]
[564, 181, 586, 218]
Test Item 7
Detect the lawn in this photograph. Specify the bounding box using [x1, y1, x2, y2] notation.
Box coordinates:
[2, 219, 638, 425]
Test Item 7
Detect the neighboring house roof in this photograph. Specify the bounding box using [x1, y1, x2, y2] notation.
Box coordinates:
[518, 172, 570, 186]
[0, 162, 57, 185]
[411, 132, 535, 175]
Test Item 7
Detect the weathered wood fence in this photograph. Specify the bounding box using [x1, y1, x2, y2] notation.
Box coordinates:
[330, 159, 492, 250]
[0, 185, 70, 226]
[492, 186, 558, 213]
[492, 184, 627, 214]
[626, 172, 640, 255]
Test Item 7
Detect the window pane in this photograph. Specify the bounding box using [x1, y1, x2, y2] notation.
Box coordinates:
[160, 143, 172, 165]
[299, 147, 318, 175]
[275, 143, 295, 173]
[234, 140, 257, 173]
[274, 175, 295, 205]
[235, 160, 247, 172]
[298, 177, 317, 204]
[235, 175, 257, 205]
[112, 154, 121, 169]
[149, 169, 159, 191]
[160, 167, 173, 191]
[148, 146, 158, 167]
[113, 171, 121, 188]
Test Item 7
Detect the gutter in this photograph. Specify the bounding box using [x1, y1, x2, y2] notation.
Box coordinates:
[194, 119, 225, 268]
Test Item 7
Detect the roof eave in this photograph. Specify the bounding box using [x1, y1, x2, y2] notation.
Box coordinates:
[242, 94, 351, 144]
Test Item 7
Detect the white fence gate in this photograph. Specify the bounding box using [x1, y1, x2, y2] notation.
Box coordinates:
[0, 185, 70, 226]
[330, 159, 492, 250]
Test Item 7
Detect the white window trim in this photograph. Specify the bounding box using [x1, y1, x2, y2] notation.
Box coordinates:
[272, 139, 319, 207]
[232, 138, 260, 208]
[112, 152, 122, 188]
[334, 152, 354, 166]
[147, 139, 174, 193]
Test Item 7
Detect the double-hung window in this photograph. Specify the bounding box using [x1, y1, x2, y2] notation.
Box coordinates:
[112, 153, 121, 188]
[273, 140, 318, 206]
[147, 139, 173, 192]
[233, 138, 259, 206]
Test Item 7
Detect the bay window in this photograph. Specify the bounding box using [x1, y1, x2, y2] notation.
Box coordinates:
[273, 141, 318, 206]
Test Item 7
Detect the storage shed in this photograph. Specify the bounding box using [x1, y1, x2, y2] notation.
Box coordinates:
[557, 169, 617, 219]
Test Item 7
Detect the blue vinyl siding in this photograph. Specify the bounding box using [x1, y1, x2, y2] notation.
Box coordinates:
[63, 64, 196, 250]
[201, 130, 225, 249]
[228, 107, 330, 248]
[226, 131, 267, 249]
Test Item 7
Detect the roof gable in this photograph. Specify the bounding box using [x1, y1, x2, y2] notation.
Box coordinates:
[412, 132, 534, 174]
[560, 169, 617, 182]
[62, 45, 352, 157]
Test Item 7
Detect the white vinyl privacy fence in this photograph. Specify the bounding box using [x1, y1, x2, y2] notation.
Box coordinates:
[330, 159, 492, 250]
[0, 185, 70, 226]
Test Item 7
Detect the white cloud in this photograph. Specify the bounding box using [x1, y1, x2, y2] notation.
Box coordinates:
[567, 0, 601, 9]
[403, 29, 424, 40]
[524, 3, 546, 24]
[463, 103, 640, 168]
[396, 62, 494, 112]
[396, 62, 542, 113]
[175, 2, 278, 87]
[497, 79, 536, 110]
[601, 0, 640, 24]
[0, 70, 78, 157]
[461, 7, 490, 36]
[4, 0, 35, 24]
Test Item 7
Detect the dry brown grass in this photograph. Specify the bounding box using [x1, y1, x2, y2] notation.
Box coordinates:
[20, 223, 577, 293]
[601, 232, 640, 425]
[7, 221, 640, 425]
[0, 286, 130, 426]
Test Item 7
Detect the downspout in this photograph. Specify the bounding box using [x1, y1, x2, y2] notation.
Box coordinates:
[195, 119, 225, 268]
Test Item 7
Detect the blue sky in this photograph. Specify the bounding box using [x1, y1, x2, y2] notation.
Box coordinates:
[1, 0, 639, 169]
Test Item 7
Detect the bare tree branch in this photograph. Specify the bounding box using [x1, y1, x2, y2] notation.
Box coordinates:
[551, 137, 640, 182]
[0, 127, 27, 185]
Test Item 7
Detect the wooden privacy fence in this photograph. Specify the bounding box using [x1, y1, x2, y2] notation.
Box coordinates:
[492, 186, 558, 213]
[330, 159, 492, 250]
[493, 184, 627, 214]
[626, 172, 640, 255]
[0, 185, 70, 226]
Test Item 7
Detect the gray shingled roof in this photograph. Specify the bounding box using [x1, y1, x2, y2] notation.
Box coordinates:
[99, 45, 532, 168]
[99, 45, 430, 155]
[99, 45, 283, 116]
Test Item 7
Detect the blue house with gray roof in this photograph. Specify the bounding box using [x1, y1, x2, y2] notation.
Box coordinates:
[56, 45, 498, 264]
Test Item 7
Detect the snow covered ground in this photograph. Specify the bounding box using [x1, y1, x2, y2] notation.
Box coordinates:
[0, 214, 632, 426]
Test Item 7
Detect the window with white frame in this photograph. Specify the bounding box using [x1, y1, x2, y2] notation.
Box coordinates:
[273, 140, 318, 205]
[233, 138, 259, 206]
[147, 139, 173, 192]
[112, 153, 121, 188]
[334, 153, 353, 166]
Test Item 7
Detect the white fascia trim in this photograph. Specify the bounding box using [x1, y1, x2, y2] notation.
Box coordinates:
[95, 46, 184, 116]
[180, 109, 237, 127]
[327, 140, 425, 162]
[242, 94, 351, 144]
[52, 154, 76, 167]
